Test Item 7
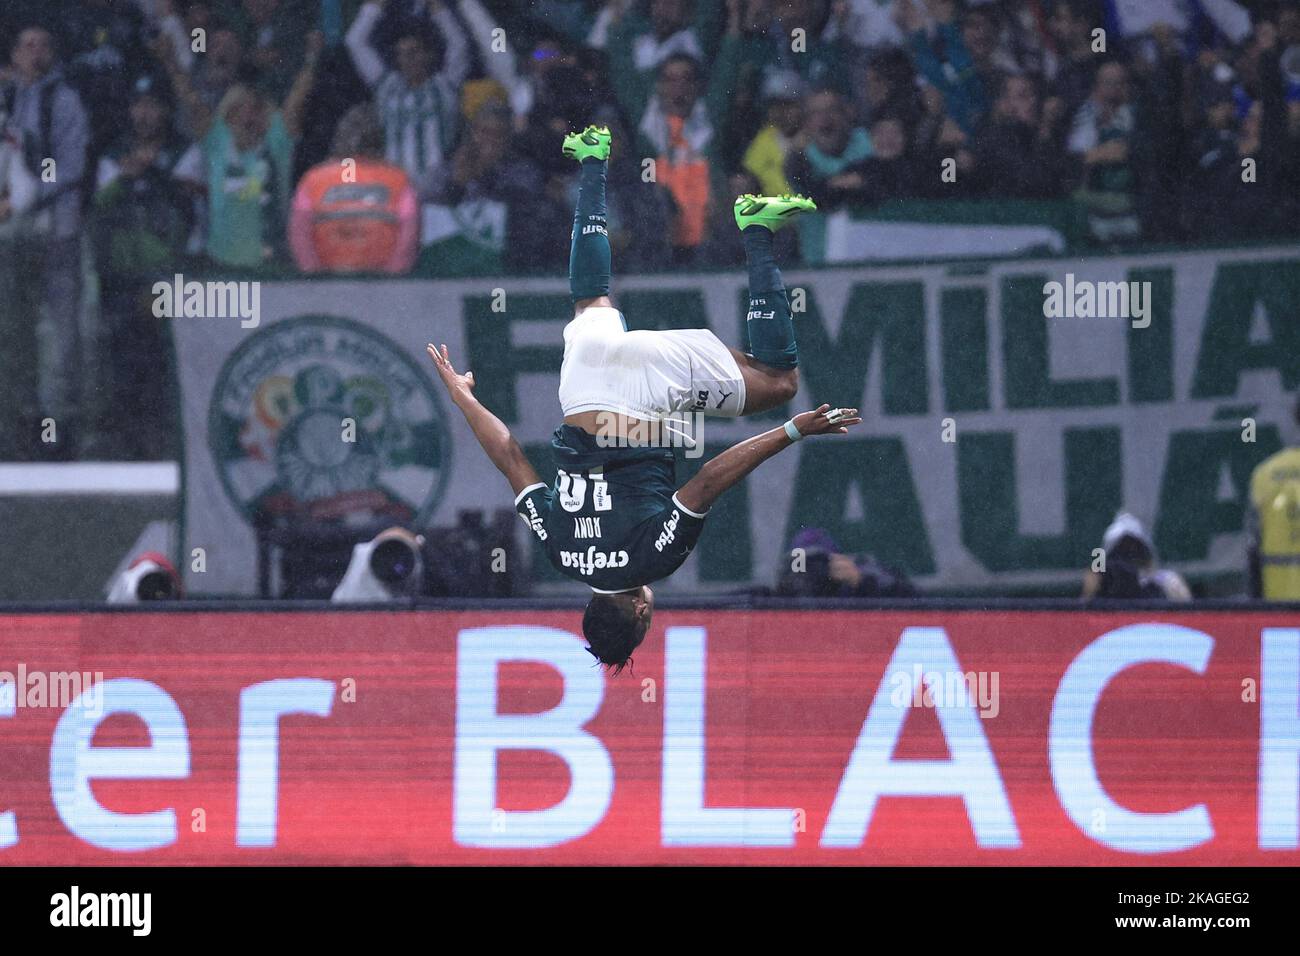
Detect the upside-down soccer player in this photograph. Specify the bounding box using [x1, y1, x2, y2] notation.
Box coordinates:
[427, 125, 860, 671]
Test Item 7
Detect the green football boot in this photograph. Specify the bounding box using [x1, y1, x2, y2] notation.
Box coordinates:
[562, 124, 612, 163]
[733, 193, 818, 232]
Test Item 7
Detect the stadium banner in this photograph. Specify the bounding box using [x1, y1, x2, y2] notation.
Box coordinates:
[0, 609, 1297, 865]
[801, 199, 1076, 264]
[170, 244, 1300, 596]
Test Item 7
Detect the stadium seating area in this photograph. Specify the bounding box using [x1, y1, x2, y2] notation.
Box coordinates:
[2, 0, 1299, 462]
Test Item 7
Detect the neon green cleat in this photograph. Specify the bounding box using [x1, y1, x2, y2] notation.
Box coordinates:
[733, 193, 818, 232]
[562, 124, 612, 163]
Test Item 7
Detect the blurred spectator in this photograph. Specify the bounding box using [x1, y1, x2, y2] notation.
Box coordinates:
[777, 528, 917, 598]
[155, 14, 248, 139]
[64, 0, 155, 162]
[1248, 395, 1300, 602]
[187, 31, 321, 268]
[91, 74, 201, 458]
[896, 0, 996, 136]
[1041, 0, 1101, 146]
[826, 0, 907, 51]
[290, 102, 419, 274]
[528, 0, 607, 47]
[1067, 58, 1140, 242]
[345, 0, 470, 198]
[144, 0, 215, 75]
[427, 99, 567, 272]
[753, 0, 852, 95]
[859, 45, 923, 129]
[456, 0, 531, 121]
[1083, 512, 1192, 601]
[229, 0, 308, 101]
[515, 41, 617, 179]
[970, 73, 1060, 198]
[601, 113, 675, 272]
[784, 90, 878, 209]
[697, 168, 798, 267]
[635, 40, 741, 262]
[1185, 20, 1300, 239]
[741, 68, 805, 196]
[0, 96, 41, 461]
[1, 24, 91, 458]
[604, 0, 714, 124]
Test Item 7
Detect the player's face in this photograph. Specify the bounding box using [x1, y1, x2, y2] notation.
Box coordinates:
[635, 586, 655, 633]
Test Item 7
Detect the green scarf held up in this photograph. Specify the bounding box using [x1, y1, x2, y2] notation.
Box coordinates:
[805, 127, 873, 179]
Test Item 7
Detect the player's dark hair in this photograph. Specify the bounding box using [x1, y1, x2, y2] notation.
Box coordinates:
[582, 594, 643, 676]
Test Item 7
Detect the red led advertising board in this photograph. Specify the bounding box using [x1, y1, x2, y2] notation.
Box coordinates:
[0, 609, 1297, 865]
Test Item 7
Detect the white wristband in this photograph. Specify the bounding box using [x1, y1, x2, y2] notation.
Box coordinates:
[783, 419, 803, 442]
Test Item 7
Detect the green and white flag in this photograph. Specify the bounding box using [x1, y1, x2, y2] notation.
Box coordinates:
[804, 200, 1074, 264]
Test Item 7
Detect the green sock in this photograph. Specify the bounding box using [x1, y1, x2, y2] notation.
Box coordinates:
[569, 158, 610, 301]
[742, 226, 797, 368]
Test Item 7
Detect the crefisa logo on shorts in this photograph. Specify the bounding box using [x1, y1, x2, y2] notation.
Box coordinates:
[208, 316, 451, 526]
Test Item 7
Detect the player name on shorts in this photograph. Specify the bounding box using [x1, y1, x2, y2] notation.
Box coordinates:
[558, 547, 629, 576]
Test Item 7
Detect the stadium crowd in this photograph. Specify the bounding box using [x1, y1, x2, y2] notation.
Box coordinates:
[2, 0, 1300, 461]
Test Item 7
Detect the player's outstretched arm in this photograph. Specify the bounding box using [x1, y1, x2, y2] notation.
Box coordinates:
[675, 404, 861, 516]
[426, 343, 542, 497]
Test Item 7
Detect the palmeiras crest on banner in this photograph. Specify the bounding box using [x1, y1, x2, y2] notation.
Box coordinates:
[207, 315, 450, 525]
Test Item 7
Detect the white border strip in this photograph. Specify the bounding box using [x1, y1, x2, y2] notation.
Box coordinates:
[0, 463, 180, 496]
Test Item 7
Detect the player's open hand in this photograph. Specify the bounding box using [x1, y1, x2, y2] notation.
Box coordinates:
[426, 343, 476, 406]
[793, 404, 861, 437]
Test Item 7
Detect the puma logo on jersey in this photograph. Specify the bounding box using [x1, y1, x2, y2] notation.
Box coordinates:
[574, 516, 602, 539]
[715, 389, 732, 409]
[654, 509, 681, 552]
